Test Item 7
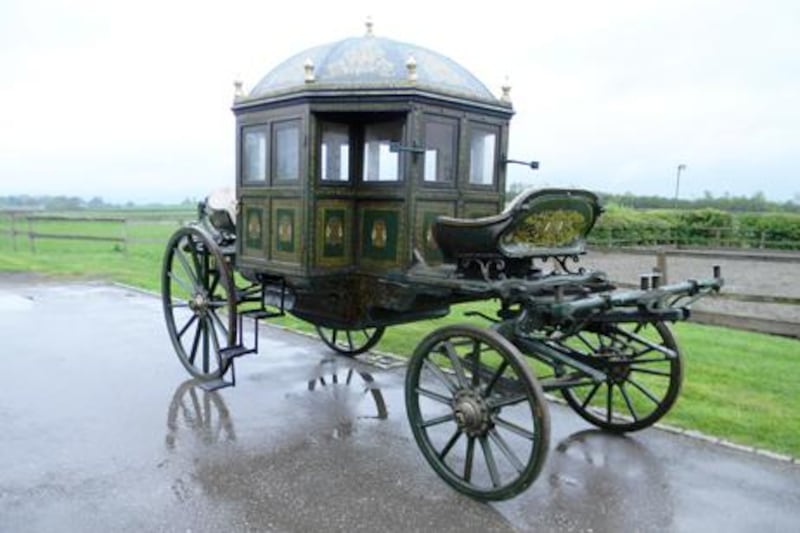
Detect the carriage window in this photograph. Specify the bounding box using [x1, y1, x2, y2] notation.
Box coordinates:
[321, 122, 350, 181]
[273, 120, 300, 181]
[242, 126, 267, 182]
[469, 127, 497, 185]
[423, 119, 457, 183]
[363, 120, 402, 182]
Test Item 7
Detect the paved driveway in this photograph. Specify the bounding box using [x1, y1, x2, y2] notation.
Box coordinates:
[1, 278, 798, 532]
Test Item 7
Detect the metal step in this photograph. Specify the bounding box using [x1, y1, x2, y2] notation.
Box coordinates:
[197, 378, 233, 392]
[241, 309, 283, 320]
[220, 345, 254, 362]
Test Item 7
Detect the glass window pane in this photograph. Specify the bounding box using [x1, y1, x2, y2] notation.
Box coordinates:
[321, 123, 350, 181]
[424, 120, 456, 182]
[274, 121, 300, 181]
[242, 126, 267, 182]
[363, 121, 402, 182]
[469, 129, 497, 185]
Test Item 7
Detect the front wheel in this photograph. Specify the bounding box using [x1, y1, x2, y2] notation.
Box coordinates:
[559, 321, 682, 432]
[406, 325, 550, 501]
[162, 226, 237, 379]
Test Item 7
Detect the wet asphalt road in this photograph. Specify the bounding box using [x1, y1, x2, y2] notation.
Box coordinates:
[1, 279, 799, 532]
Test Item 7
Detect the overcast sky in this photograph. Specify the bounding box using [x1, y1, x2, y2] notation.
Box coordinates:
[1, 0, 798, 203]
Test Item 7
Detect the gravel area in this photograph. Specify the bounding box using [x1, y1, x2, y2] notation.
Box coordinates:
[583, 248, 800, 324]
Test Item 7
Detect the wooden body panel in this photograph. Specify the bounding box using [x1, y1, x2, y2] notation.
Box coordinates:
[233, 94, 512, 327]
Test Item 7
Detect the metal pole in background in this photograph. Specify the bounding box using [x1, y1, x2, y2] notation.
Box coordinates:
[674, 164, 687, 208]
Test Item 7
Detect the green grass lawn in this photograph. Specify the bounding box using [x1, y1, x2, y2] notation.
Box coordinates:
[1, 215, 798, 457]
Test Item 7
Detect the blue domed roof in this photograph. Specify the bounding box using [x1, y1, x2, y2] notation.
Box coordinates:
[248, 34, 499, 103]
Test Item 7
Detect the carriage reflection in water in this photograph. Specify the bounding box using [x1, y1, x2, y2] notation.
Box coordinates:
[161, 23, 722, 500]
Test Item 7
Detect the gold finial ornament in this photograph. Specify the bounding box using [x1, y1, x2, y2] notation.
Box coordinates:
[501, 76, 511, 103]
[406, 54, 418, 82]
[304, 58, 315, 83]
[233, 79, 244, 101]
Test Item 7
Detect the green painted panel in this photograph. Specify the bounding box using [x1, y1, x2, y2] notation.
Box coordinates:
[314, 200, 352, 269]
[422, 211, 443, 262]
[415, 201, 454, 265]
[322, 208, 346, 258]
[362, 209, 399, 261]
[275, 208, 295, 253]
[245, 207, 264, 249]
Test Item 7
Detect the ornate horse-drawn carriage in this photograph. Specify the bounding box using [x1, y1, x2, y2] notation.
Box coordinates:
[162, 25, 722, 500]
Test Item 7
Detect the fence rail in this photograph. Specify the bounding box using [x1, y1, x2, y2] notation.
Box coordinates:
[597, 247, 800, 339]
[0, 211, 189, 252]
[589, 226, 800, 251]
[2, 212, 798, 339]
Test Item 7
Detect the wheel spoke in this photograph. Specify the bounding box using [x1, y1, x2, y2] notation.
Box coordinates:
[489, 428, 525, 473]
[575, 331, 597, 352]
[442, 341, 468, 388]
[177, 314, 198, 340]
[626, 377, 662, 405]
[188, 321, 202, 365]
[606, 383, 614, 423]
[464, 436, 476, 482]
[579, 382, 602, 409]
[175, 247, 200, 289]
[629, 366, 672, 377]
[489, 393, 528, 409]
[438, 429, 462, 460]
[208, 269, 220, 296]
[470, 341, 481, 387]
[208, 309, 229, 339]
[619, 383, 639, 421]
[416, 386, 452, 405]
[479, 436, 501, 488]
[422, 413, 457, 428]
[346, 330, 354, 351]
[202, 320, 210, 374]
[208, 317, 222, 355]
[168, 270, 194, 295]
[628, 357, 670, 365]
[483, 360, 509, 397]
[345, 368, 354, 385]
[422, 358, 458, 393]
[612, 326, 677, 359]
[493, 416, 535, 441]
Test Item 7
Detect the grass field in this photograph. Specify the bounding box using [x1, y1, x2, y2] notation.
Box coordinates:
[1, 211, 798, 457]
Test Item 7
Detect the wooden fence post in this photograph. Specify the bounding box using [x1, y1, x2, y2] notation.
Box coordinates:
[123, 218, 130, 255]
[10, 213, 18, 252]
[27, 216, 35, 253]
[655, 249, 668, 284]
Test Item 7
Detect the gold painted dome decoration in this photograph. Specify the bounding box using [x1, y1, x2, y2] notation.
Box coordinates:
[240, 25, 505, 108]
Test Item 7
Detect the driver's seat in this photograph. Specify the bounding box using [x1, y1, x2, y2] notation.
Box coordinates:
[432, 188, 601, 264]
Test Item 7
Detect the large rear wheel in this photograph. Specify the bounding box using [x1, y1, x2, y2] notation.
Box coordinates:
[406, 325, 550, 501]
[162, 226, 237, 379]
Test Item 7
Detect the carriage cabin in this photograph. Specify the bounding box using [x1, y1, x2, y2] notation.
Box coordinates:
[231, 25, 515, 327]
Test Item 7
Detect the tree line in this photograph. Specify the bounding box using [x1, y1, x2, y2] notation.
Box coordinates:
[0, 195, 197, 211]
[597, 191, 799, 213]
[506, 184, 800, 213]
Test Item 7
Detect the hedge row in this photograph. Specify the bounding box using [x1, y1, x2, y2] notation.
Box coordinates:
[588, 205, 800, 250]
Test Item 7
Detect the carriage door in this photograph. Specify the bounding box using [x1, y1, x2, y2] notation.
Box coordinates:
[315, 113, 407, 273]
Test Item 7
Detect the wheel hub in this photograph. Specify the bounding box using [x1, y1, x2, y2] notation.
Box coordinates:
[607, 360, 631, 383]
[188, 292, 209, 315]
[453, 389, 491, 436]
